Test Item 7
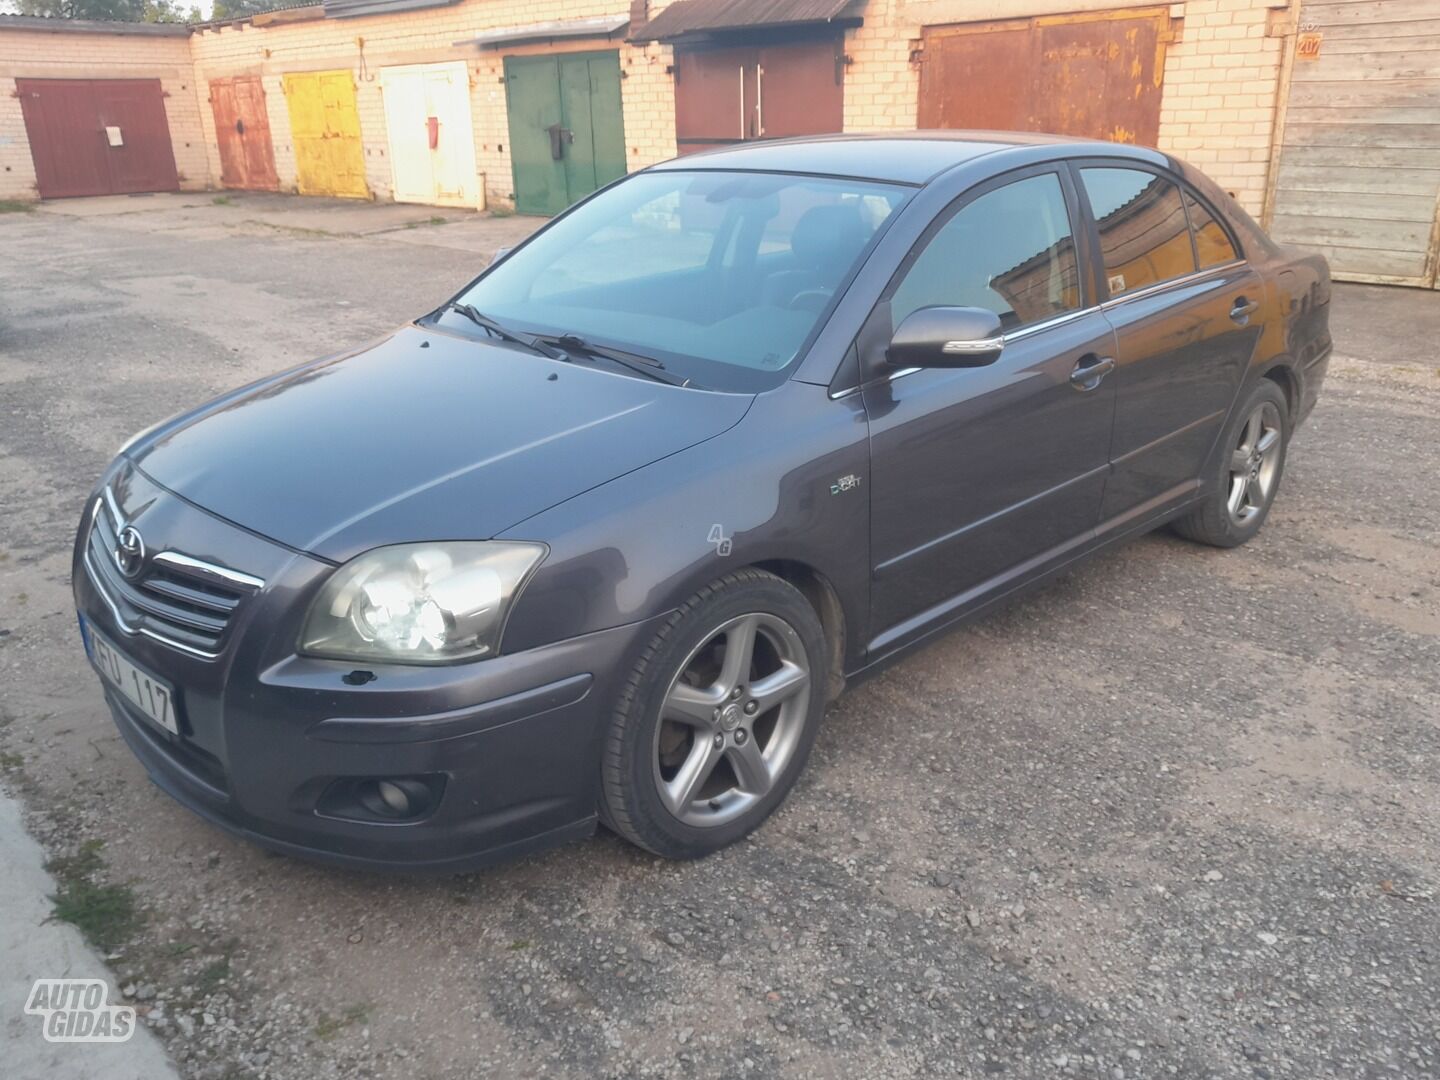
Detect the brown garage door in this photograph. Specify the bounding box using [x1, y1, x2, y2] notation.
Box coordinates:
[210, 76, 279, 192]
[674, 35, 844, 154]
[17, 78, 180, 199]
[919, 8, 1172, 147]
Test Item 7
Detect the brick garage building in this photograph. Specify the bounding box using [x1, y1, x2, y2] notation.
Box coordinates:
[2, 0, 1437, 285]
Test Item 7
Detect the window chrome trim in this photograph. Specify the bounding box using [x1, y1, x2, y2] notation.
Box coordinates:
[829, 305, 1100, 398]
[828, 260, 1248, 400]
[1099, 260, 1246, 310]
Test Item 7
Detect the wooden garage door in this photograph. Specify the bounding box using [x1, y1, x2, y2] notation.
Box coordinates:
[674, 36, 844, 154]
[17, 78, 180, 199]
[919, 8, 1171, 147]
[1268, 0, 1440, 287]
[211, 76, 279, 192]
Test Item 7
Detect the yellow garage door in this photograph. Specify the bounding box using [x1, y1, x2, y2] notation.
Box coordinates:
[283, 70, 368, 199]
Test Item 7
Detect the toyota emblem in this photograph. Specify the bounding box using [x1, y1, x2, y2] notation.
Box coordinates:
[114, 525, 146, 579]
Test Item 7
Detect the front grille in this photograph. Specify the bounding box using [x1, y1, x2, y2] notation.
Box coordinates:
[85, 490, 263, 658]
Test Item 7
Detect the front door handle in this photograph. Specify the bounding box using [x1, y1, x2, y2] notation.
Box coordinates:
[1070, 354, 1115, 391]
[1230, 297, 1259, 324]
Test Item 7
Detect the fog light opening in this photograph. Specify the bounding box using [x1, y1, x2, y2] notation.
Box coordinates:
[353, 777, 435, 821]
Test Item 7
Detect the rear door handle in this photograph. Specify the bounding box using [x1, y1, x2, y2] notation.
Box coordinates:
[1070, 354, 1115, 391]
[1230, 297, 1259, 324]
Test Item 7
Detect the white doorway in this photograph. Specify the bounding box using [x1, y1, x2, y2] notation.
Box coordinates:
[380, 62, 479, 208]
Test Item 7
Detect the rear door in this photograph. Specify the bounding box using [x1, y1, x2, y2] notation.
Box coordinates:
[1073, 164, 1264, 525]
[862, 167, 1118, 654]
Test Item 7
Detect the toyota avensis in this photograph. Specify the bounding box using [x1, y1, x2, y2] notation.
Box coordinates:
[74, 133, 1332, 870]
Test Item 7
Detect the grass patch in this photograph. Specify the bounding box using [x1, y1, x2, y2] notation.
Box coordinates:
[46, 840, 143, 951]
[0, 751, 22, 769]
[211, 194, 234, 206]
[315, 1002, 370, 1040]
[428, 215, 446, 225]
[0, 199, 35, 214]
[197, 957, 231, 994]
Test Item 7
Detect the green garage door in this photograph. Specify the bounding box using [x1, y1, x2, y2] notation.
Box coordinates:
[504, 52, 626, 216]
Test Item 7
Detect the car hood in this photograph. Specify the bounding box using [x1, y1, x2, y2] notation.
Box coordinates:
[129, 326, 753, 562]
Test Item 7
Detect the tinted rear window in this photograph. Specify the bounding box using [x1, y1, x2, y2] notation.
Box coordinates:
[1081, 167, 1197, 296]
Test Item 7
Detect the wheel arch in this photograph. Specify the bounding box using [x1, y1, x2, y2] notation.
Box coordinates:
[749, 559, 848, 703]
[1259, 359, 1300, 420]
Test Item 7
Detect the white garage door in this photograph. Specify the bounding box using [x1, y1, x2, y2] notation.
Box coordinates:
[1268, 0, 1440, 287]
[379, 62, 479, 208]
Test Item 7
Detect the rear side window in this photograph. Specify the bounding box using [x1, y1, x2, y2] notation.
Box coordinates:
[1081, 167, 1197, 296]
[1184, 191, 1239, 268]
[890, 172, 1082, 333]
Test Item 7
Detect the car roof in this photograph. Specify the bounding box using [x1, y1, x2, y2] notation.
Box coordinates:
[648, 131, 1168, 185]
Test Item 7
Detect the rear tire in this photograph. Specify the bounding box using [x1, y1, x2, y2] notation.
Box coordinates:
[598, 568, 828, 859]
[1172, 379, 1290, 548]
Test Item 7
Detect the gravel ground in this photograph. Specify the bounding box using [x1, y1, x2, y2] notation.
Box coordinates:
[0, 197, 1437, 1080]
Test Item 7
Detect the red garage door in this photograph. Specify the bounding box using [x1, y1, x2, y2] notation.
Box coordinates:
[17, 78, 180, 199]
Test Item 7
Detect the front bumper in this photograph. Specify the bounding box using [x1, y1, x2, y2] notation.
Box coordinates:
[74, 464, 657, 873]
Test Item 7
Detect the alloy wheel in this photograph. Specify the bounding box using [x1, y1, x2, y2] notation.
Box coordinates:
[652, 612, 812, 828]
[1227, 400, 1283, 525]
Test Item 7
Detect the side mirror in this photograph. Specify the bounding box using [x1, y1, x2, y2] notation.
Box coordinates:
[887, 306, 1005, 369]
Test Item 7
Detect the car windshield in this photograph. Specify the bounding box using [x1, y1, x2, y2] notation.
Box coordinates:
[453, 170, 911, 391]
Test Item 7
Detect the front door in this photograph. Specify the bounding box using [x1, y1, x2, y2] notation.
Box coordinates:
[211, 76, 279, 192]
[504, 52, 625, 216]
[1072, 164, 1262, 523]
[17, 78, 179, 199]
[380, 62, 478, 208]
[283, 70, 368, 199]
[863, 168, 1117, 654]
[673, 36, 843, 154]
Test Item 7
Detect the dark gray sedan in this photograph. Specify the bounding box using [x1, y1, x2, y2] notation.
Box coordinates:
[74, 133, 1332, 870]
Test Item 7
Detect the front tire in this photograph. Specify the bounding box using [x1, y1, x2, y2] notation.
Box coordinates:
[1172, 379, 1290, 548]
[599, 568, 828, 859]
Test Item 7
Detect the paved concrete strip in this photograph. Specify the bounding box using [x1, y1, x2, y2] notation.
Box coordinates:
[0, 787, 178, 1080]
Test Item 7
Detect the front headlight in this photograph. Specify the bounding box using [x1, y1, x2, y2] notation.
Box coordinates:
[299, 542, 547, 665]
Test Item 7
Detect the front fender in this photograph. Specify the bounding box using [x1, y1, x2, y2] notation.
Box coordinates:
[498, 381, 873, 672]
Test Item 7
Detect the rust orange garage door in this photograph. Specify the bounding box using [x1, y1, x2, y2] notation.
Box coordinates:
[210, 76, 279, 192]
[919, 8, 1173, 147]
[282, 70, 368, 199]
[17, 78, 180, 199]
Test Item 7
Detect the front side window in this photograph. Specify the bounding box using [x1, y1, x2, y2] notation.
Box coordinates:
[1081, 167, 1198, 296]
[1184, 191, 1239, 268]
[890, 172, 1082, 334]
[456, 170, 908, 390]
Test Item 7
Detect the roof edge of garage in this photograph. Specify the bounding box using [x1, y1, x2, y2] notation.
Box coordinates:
[455, 15, 630, 49]
[629, 0, 858, 43]
[0, 13, 193, 36]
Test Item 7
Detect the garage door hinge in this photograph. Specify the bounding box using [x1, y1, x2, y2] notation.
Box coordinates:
[909, 39, 925, 65]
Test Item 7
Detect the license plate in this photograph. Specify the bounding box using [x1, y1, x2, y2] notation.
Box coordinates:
[89, 627, 179, 735]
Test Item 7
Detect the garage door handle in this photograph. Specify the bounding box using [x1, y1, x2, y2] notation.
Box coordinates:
[1230, 297, 1258, 323]
[1070, 355, 1114, 390]
[236, 118, 245, 136]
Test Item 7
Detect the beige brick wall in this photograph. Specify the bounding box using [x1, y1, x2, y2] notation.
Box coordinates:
[0, 28, 210, 201]
[188, 0, 676, 209]
[0, 0, 1292, 215]
[839, 0, 1292, 215]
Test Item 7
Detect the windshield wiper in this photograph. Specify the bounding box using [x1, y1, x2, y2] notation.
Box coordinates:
[547, 333, 698, 389]
[437, 302, 566, 360]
